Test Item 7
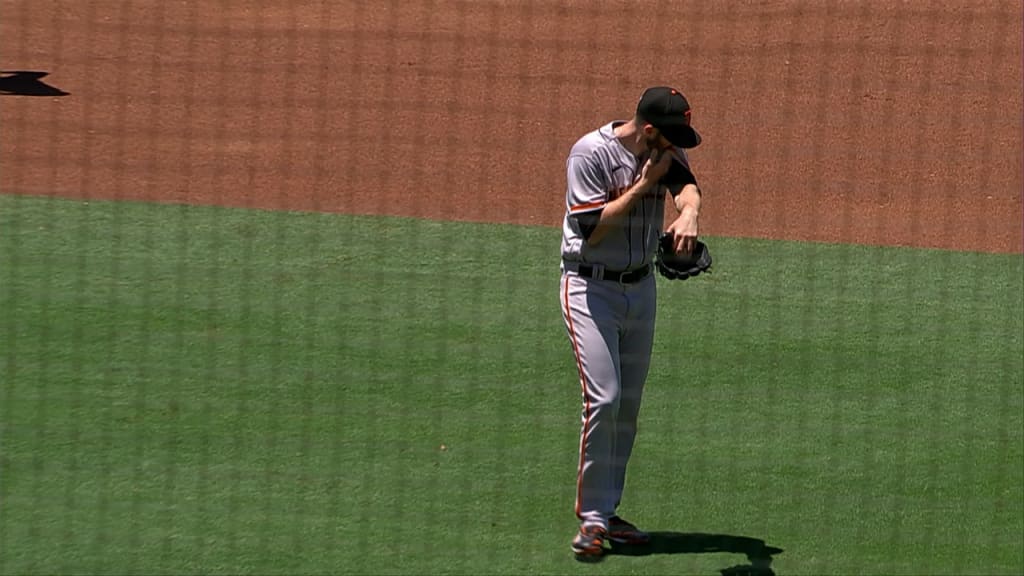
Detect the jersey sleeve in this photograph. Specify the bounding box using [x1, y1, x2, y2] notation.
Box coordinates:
[665, 148, 699, 197]
[566, 154, 608, 215]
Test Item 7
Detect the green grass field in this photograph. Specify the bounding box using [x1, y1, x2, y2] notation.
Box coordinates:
[1, 194, 1022, 575]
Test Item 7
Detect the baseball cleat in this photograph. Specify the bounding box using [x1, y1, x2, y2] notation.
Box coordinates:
[571, 524, 608, 560]
[607, 516, 651, 545]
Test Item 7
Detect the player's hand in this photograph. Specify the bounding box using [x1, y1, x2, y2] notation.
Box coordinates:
[639, 148, 673, 187]
[665, 209, 699, 255]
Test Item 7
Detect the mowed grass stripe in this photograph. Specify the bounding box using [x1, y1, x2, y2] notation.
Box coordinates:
[0, 194, 1021, 575]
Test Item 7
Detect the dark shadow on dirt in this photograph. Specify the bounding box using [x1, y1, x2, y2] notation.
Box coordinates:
[0, 71, 69, 96]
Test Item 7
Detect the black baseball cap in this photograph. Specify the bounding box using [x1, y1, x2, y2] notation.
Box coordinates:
[636, 86, 702, 148]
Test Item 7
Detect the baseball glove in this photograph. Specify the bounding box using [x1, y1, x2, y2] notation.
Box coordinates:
[656, 233, 712, 280]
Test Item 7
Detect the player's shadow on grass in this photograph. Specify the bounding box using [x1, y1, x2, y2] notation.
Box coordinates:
[0, 71, 69, 96]
[609, 532, 783, 576]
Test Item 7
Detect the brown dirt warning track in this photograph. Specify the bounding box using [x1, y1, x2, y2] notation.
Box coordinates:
[1, 1, 1021, 254]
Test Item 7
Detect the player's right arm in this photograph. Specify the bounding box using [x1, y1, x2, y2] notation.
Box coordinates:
[569, 151, 673, 246]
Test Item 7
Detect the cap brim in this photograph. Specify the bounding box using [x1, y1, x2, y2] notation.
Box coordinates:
[661, 124, 701, 149]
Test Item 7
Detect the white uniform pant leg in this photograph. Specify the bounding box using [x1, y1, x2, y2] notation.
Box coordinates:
[560, 272, 625, 529]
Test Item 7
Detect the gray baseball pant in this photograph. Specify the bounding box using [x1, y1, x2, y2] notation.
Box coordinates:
[560, 270, 657, 528]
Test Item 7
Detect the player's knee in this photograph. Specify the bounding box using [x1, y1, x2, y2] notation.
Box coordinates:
[589, 394, 621, 414]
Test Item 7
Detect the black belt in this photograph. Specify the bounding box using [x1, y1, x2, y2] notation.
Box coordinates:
[574, 263, 652, 284]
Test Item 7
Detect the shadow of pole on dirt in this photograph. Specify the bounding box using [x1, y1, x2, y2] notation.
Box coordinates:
[0, 71, 70, 96]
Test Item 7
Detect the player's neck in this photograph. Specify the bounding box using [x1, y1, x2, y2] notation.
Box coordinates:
[613, 119, 646, 156]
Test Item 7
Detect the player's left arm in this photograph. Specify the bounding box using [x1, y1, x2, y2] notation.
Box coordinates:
[665, 184, 701, 255]
[664, 143, 702, 258]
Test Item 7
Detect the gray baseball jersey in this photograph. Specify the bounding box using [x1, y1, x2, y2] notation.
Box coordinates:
[560, 121, 692, 272]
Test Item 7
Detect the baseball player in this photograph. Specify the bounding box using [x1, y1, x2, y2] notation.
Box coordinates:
[559, 86, 704, 560]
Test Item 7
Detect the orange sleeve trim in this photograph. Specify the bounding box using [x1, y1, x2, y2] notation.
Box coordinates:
[570, 201, 606, 213]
